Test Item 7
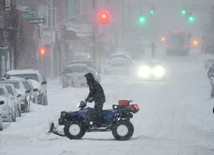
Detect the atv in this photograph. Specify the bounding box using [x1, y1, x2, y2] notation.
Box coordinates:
[48, 100, 139, 141]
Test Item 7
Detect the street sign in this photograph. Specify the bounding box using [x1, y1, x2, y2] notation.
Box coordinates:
[22, 12, 36, 18]
[29, 18, 45, 24]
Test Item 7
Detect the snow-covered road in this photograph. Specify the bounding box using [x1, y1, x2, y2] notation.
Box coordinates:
[0, 49, 214, 155]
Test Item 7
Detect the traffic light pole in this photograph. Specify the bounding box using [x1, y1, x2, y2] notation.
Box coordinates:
[50, 0, 54, 79]
[92, 0, 96, 64]
[183, 3, 214, 15]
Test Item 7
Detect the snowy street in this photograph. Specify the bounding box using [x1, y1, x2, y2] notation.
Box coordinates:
[0, 49, 214, 155]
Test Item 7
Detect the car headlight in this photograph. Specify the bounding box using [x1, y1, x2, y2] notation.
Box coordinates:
[153, 66, 165, 77]
[138, 65, 152, 78]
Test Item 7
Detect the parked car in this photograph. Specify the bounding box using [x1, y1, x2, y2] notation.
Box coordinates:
[6, 69, 48, 106]
[68, 59, 101, 81]
[109, 51, 133, 65]
[0, 83, 22, 117]
[0, 100, 4, 131]
[204, 59, 214, 69]
[62, 63, 90, 88]
[71, 52, 92, 61]
[0, 85, 17, 122]
[0, 77, 31, 113]
[104, 58, 130, 75]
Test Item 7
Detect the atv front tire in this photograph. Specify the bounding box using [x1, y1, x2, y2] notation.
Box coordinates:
[64, 122, 85, 139]
[112, 121, 134, 141]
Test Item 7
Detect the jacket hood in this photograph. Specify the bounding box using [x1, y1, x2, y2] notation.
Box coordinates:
[84, 72, 95, 83]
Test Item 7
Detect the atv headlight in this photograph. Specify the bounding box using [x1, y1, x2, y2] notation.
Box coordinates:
[153, 66, 165, 77]
[138, 65, 151, 78]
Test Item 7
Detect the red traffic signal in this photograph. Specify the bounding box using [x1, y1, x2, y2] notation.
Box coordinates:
[97, 9, 111, 24]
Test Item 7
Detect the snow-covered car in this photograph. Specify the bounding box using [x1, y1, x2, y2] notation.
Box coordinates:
[204, 59, 214, 69]
[0, 86, 17, 122]
[6, 69, 48, 106]
[108, 51, 134, 65]
[104, 58, 130, 75]
[61, 63, 90, 88]
[68, 59, 101, 82]
[0, 83, 22, 117]
[71, 52, 92, 61]
[137, 62, 165, 80]
[0, 77, 31, 113]
[0, 100, 4, 131]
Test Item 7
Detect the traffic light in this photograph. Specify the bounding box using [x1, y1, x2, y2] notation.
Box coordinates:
[188, 12, 194, 22]
[181, 7, 187, 15]
[138, 14, 146, 24]
[40, 48, 46, 56]
[97, 9, 111, 24]
[193, 39, 199, 46]
[150, 6, 155, 14]
[161, 37, 165, 42]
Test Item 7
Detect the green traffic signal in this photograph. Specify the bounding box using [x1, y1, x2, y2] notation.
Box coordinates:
[150, 10, 154, 14]
[138, 15, 146, 24]
[182, 9, 186, 14]
[181, 7, 187, 15]
[188, 15, 194, 22]
[150, 6, 155, 14]
[188, 12, 194, 22]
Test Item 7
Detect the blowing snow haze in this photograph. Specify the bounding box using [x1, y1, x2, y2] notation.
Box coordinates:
[132, 0, 214, 39]
[0, 0, 214, 154]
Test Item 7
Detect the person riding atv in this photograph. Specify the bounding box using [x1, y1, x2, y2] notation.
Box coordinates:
[84, 72, 105, 127]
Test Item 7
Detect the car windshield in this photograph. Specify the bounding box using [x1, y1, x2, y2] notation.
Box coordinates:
[110, 61, 127, 67]
[1, 82, 20, 89]
[0, 88, 4, 96]
[64, 66, 89, 73]
[5, 86, 14, 95]
[10, 74, 39, 82]
[22, 81, 31, 90]
[69, 61, 94, 68]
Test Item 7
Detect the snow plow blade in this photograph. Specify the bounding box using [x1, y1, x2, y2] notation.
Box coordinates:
[47, 122, 65, 137]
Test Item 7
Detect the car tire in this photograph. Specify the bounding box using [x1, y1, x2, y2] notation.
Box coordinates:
[0, 117, 3, 131]
[64, 122, 85, 140]
[112, 121, 134, 141]
[27, 103, 30, 113]
[16, 108, 21, 117]
[9, 108, 16, 122]
[12, 111, 16, 122]
[43, 95, 48, 106]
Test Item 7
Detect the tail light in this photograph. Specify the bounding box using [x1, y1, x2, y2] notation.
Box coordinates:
[166, 44, 169, 48]
[130, 104, 139, 113]
[185, 44, 189, 48]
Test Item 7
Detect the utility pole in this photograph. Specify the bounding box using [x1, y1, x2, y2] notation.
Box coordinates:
[50, 0, 54, 79]
[92, 0, 96, 64]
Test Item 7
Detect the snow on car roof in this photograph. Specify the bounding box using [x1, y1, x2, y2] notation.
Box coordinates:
[7, 69, 39, 75]
[66, 63, 88, 67]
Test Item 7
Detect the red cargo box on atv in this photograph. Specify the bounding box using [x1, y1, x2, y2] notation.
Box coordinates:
[118, 100, 130, 106]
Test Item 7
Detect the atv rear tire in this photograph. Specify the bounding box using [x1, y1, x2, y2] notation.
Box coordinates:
[64, 122, 85, 139]
[112, 121, 134, 141]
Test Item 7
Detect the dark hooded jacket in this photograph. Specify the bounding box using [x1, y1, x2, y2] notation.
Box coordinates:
[84, 73, 105, 110]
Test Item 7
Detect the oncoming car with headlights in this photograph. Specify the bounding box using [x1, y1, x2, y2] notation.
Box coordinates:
[137, 62, 165, 80]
